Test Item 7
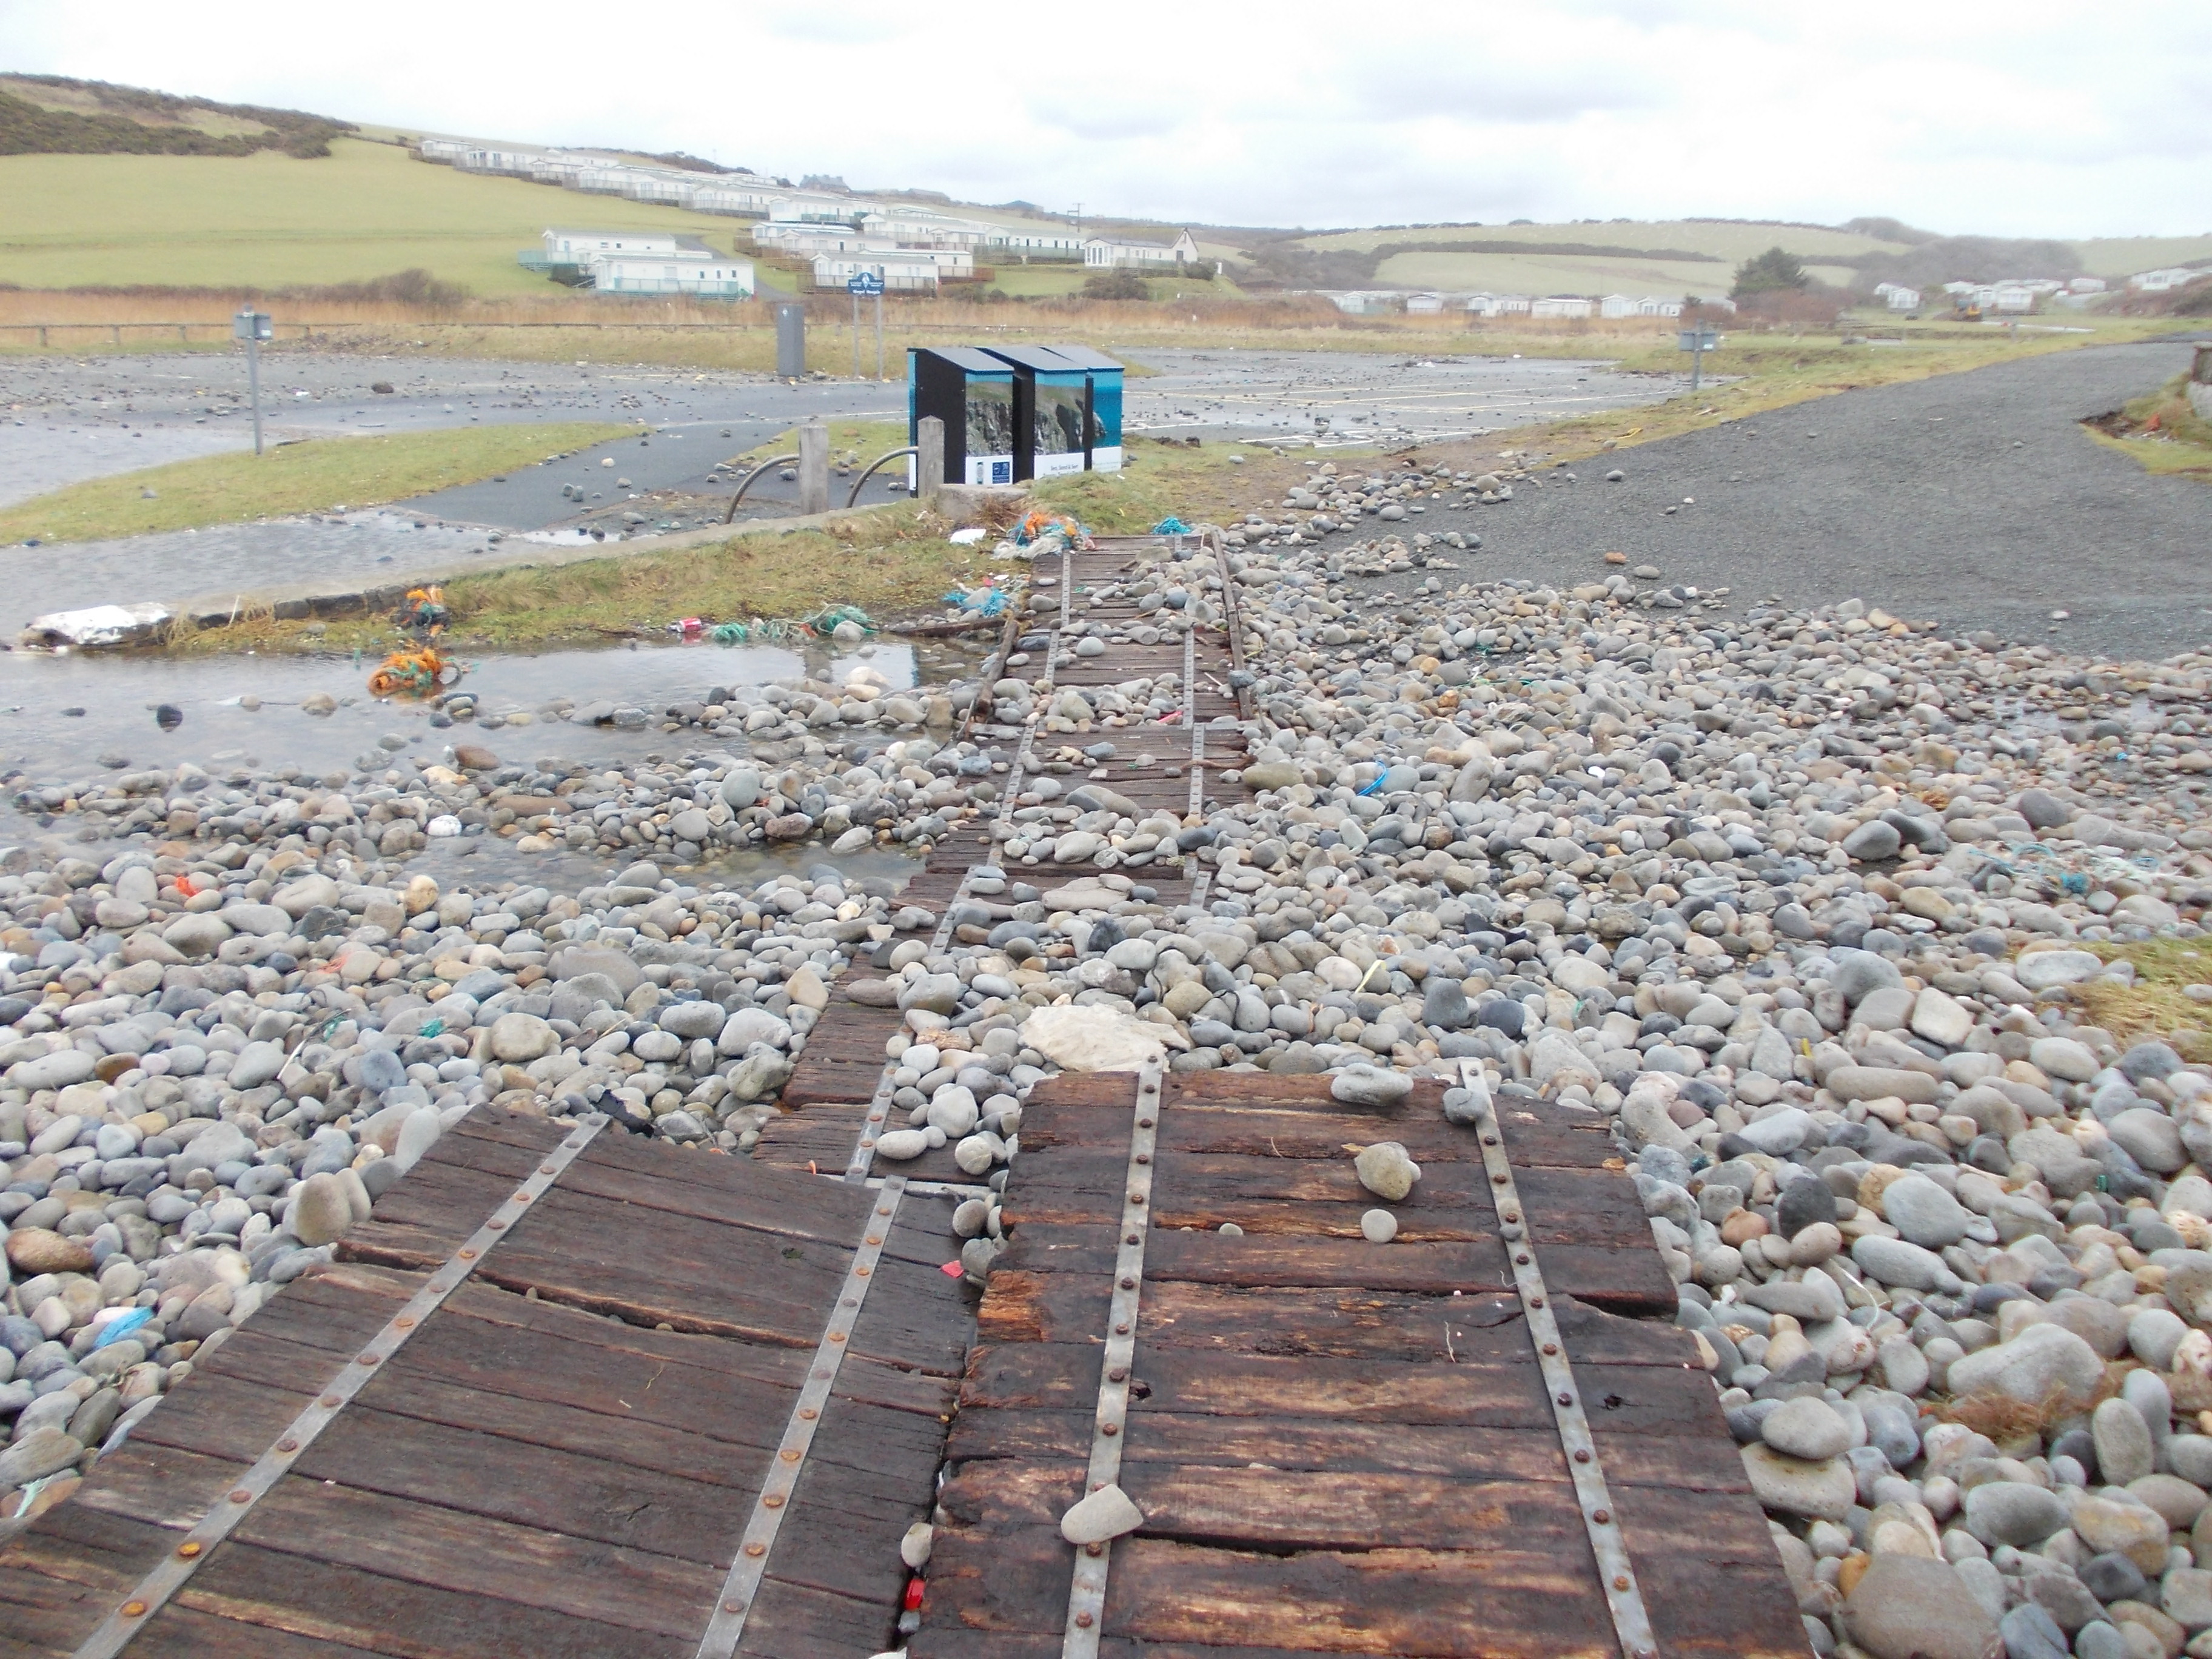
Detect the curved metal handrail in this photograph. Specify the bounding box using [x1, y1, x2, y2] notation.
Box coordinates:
[720, 453, 801, 524]
[845, 446, 918, 510]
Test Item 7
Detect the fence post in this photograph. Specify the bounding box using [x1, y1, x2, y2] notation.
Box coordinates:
[916, 416, 944, 508]
[797, 420, 830, 515]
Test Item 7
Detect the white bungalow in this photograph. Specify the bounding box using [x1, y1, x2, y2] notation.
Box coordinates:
[1084, 230, 1201, 269]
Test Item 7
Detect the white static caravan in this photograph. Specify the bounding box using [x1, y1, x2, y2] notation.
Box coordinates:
[1403, 293, 1446, 315]
[690, 179, 782, 218]
[1635, 296, 1683, 318]
[860, 210, 991, 250]
[988, 227, 1084, 260]
[588, 252, 754, 298]
[1464, 293, 1532, 317]
[1530, 296, 1594, 320]
[770, 192, 876, 226]
[543, 229, 691, 261]
[811, 253, 949, 293]
[414, 138, 469, 165]
[1598, 294, 1635, 319]
[619, 172, 700, 207]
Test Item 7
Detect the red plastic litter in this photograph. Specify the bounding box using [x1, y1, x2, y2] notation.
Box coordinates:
[940, 1261, 964, 1277]
[903, 1577, 927, 1612]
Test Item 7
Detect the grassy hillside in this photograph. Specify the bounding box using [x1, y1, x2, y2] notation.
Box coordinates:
[1299, 218, 1911, 262]
[1371, 249, 1853, 298]
[0, 137, 755, 296]
[2074, 235, 2212, 277]
[0, 74, 352, 158]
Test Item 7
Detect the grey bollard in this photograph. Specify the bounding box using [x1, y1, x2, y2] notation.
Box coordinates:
[916, 415, 944, 507]
[797, 420, 830, 516]
[774, 302, 806, 379]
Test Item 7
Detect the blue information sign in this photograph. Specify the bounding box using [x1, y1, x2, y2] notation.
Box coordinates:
[846, 270, 885, 297]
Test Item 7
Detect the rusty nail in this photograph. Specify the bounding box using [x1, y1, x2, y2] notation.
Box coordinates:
[178, 1541, 202, 1558]
[745, 1542, 767, 1556]
[122, 1601, 147, 1618]
[229, 1488, 252, 1503]
[276, 1437, 298, 1453]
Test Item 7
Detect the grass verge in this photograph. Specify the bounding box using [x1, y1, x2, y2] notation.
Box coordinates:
[2082, 372, 2212, 481]
[171, 504, 994, 655]
[2077, 939, 2212, 1064]
[0, 421, 632, 544]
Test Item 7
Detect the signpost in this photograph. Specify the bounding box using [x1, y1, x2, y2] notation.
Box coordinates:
[1676, 326, 1721, 394]
[233, 309, 272, 455]
[847, 269, 885, 380]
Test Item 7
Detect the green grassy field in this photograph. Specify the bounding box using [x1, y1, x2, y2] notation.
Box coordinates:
[0, 421, 632, 543]
[0, 138, 758, 296]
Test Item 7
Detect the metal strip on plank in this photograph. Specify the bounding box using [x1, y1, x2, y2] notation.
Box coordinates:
[1061, 1059, 1165, 1658]
[695, 1175, 909, 1658]
[1182, 622, 1204, 817]
[1457, 1061, 1658, 1659]
[846, 865, 978, 1181]
[72, 1111, 614, 1659]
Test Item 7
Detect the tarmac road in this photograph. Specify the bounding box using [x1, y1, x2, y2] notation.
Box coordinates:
[1359, 339, 2211, 660]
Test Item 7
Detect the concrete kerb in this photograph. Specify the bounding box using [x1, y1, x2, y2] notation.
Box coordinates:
[22, 500, 915, 649]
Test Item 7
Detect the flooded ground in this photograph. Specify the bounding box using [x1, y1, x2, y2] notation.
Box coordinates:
[1119, 348, 1691, 447]
[0, 633, 968, 890]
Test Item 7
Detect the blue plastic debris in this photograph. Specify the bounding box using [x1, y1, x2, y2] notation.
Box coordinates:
[93, 1307, 155, 1349]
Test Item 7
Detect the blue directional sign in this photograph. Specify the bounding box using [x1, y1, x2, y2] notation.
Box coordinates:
[847, 270, 885, 297]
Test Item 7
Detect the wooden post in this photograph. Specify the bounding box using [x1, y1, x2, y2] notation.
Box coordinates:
[797, 420, 830, 515]
[916, 416, 944, 508]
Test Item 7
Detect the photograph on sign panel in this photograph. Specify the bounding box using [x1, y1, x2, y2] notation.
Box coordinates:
[1034, 385, 1085, 457]
[966, 381, 1013, 461]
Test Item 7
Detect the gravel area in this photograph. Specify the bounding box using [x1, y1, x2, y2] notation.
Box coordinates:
[13, 509, 2212, 1656]
[1383, 340, 2212, 659]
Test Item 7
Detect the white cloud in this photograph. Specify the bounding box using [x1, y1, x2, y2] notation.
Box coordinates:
[1, 0, 2205, 236]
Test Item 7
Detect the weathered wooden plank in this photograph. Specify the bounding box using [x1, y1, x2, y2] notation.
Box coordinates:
[732, 1574, 903, 1659]
[229, 1481, 720, 1640]
[956, 1342, 1719, 1432]
[996, 1221, 1667, 1311]
[942, 1409, 1753, 1492]
[1026, 1092, 1620, 1171]
[917, 1527, 1620, 1655]
[1002, 1144, 1643, 1217]
[176, 1543, 688, 1659]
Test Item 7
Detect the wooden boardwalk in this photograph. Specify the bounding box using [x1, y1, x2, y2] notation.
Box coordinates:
[0, 1107, 973, 1658]
[910, 1070, 1810, 1659]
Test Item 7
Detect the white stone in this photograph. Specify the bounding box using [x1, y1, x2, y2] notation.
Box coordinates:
[1061, 1483, 1145, 1546]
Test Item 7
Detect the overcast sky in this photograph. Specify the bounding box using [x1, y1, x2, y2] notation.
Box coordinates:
[5, 0, 2207, 238]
